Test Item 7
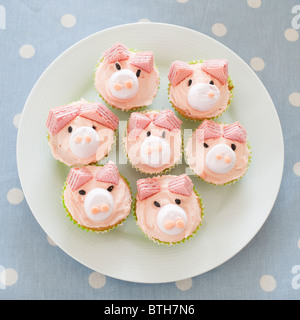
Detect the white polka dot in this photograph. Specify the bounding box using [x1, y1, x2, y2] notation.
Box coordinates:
[61, 14, 77, 28]
[289, 92, 300, 107]
[47, 235, 57, 246]
[7, 188, 24, 205]
[212, 23, 227, 37]
[0, 268, 18, 287]
[250, 57, 265, 71]
[13, 113, 22, 128]
[284, 28, 299, 42]
[293, 162, 300, 176]
[260, 275, 276, 292]
[138, 18, 150, 23]
[175, 277, 193, 291]
[247, 0, 262, 8]
[177, 0, 189, 3]
[88, 272, 106, 289]
[19, 44, 35, 59]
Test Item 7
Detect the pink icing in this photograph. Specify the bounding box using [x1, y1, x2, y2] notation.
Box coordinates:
[135, 175, 203, 243]
[95, 161, 120, 185]
[95, 51, 159, 111]
[169, 62, 231, 119]
[124, 110, 182, 174]
[64, 165, 131, 230]
[185, 123, 250, 185]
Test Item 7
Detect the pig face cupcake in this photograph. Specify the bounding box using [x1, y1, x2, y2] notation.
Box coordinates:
[185, 120, 251, 185]
[168, 59, 233, 120]
[135, 174, 203, 245]
[95, 42, 160, 111]
[124, 109, 182, 174]
[46, 100, 119, 167]
[63, 161, 132, 232]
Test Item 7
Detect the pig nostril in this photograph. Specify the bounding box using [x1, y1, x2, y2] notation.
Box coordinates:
[208, 91, 215, 98]
[164, 220, 175, 230]
[91, 206, 100, 214]
[113, 82, 123, 91]
[216, 153, 222, 160]
[75, 136, 82, 144]
[224, 156, 232, 164]
[176, 219, 185, 229]
[124, 80, 133, 89]
[99, 204, 110, 212]
[147, 146, 152, 154]
[85, 135, 92, 143]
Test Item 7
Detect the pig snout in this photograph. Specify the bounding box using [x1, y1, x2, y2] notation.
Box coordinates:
[156, 204, 187, 235]
[69, 126, 100, 158]
[205, 143, 236, 174]
[109, 69, 139, 100]
[140, 135, 171, 168]
[84, 188, 114, 221]
[187, 83, 220, 112]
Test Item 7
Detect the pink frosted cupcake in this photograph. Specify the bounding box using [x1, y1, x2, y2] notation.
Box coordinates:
[185, 120, 251, 185]
[168, 59, 233, 120]
[135, 174, 203, 245]
[94, 42, 160, 111]
[63, 161, 132, 232]
[46, 100, 119, 166]
[123, 109, 183, 174]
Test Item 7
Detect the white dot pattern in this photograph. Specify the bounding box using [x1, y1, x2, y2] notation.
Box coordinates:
[61, 14, 77, 28]
[7, 188, 24, 205]
[19, 44, 35, 59]
[260, 275, 276, 292]
[88, 272, 106, 289]
[212, 23, 227, 37]
[175, 278, 193, 291]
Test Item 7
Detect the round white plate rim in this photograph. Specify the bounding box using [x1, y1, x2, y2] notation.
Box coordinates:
[16, 22, 284, 284]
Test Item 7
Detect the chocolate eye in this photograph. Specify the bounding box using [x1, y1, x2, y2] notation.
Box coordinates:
[231, 144, 236, 151]
[136, 69, 141, 77]
[68, 126, 73, 133]
[154, 201, 161, 208]
[188, 79, 193, 86]
[79, 190, 86, 195]
[92, 125, 97, 130]
[115, 62, 121, 70]
[209, 80, 214, 85]
[204, 143, 209, 148]
[107, 185, 114, 192]
[147, 131, 151, 137]
[175, 199, 181, 205]
[162, 131, 166, 139]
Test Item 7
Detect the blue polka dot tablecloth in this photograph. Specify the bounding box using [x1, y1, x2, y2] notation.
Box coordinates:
[0, 0, 300, 301]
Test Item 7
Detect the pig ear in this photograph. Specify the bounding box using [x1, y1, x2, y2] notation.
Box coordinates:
[80, 102, 119, 131]
[196, 120, 222, 142]
[103, 42, 130, 63]
[201, 59, 228, 85]
[168, 174, 193, 197]
[130, 51, 154, 73]
[46, 102, 81, 136]
[153, 109, 182, 131]
[223, 122, 247, 143]
[127, 112, 151, 138]
[67, 167, 93, 191]
[168, 60, 193, 86]
[95, 161, 120, 185]
[137, 178, 161, 201]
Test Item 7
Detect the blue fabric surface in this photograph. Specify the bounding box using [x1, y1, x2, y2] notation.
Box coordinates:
[0, 0, 300, 300]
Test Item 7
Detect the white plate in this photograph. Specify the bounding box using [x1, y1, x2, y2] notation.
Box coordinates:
[17, 23, 284, 283]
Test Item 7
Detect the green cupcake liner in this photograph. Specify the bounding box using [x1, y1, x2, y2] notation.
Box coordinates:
[132, 187, 205, 246]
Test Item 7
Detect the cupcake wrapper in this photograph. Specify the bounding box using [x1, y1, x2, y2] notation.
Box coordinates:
[132, 188, 204, 246]
[61, 165, 133, 233]
[122, 109, 184, 175]
[168, 59, 234, 122]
